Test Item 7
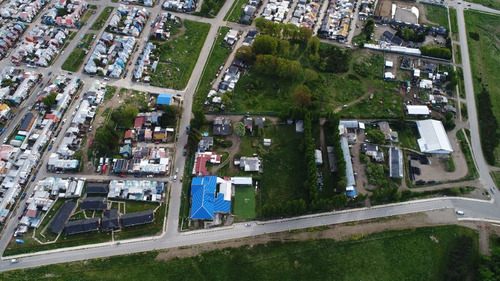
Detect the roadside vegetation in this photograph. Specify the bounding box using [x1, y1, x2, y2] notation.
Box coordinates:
[90, 6, 113, 30]
[449, 7, 458, 39]
[193, 0, 226, 18]
[150, 20, 210, 90]
[1, 225, 479, 280]
[464, 11, 500, 166]
[224, 0, 246, 22]
[466, 0, 500, 10]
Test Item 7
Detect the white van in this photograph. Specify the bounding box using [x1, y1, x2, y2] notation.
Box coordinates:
[173, 175, 177, 181]
[175, 168, 179, 174]
[456, 211, 464, 215]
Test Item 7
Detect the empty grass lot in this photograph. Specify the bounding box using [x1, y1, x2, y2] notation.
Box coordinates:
[150, 20, 210, 90]
[224, 0, 247, 22]
[339, 91, 404, 119]
[259, 125, 307, 208]
[90, 6, 113, 30]
[492, 171, 500, 188]
[1, 225, 478, 280]
[465, 11, 500, 166]
[234, 186, 255, 219]
[62, 34, 94, 72]
[79, 9, 93, 24]
[423, 4, 449, 27]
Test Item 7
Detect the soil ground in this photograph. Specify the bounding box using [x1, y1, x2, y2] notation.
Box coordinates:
[156, 209, 486, 261]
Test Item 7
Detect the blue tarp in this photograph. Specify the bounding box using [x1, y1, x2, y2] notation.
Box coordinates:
[190, 176, 231, 220]
[157, 94, 173, 105]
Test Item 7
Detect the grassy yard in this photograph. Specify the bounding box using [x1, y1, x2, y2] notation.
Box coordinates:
[464, 11, 500, 166]
[339, 90, 404, 119]
[234, 186, 256, 219]
[224, 0, 247, 22]
[193, 27, 231, 110]
[150, 20, 210, 90]
[1, 225, 478, 280]
[90, 6, 113, 30]
[62, 50, 87, 72]
[423, 4, 449, 27]
[466, 0, 500, 10]
[124, 200, 159, 213]
[259, 125, 308, 210]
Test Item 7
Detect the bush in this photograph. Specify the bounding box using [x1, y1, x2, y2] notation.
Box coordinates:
[469, 32, 480, 41]
[420, 46, 452, 60]
[477, 86, 499, 165]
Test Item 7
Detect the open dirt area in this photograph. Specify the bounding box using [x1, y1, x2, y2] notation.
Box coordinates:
[156, 209, 475, 261]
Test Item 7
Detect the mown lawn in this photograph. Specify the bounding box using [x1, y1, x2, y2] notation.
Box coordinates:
[1, 225, 478, 280]
[339, 90, 404, 119]
[449, 7, 458, 39]
[234, 186, 255, 219]
[90, 6, 113, 30]
[150, 20, 210, 90]
[423, 4, 449, 27]
[465, 11, 500, 166]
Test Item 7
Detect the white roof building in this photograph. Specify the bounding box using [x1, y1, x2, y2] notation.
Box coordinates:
[416, 120, 453, 154]
[407, 105, 430, 115]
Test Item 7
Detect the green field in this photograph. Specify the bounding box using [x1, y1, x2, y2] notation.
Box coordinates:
[492, 171, 500, 188]
[150, 20, 210, 90]
[1, 225, 478, 280]
[90, 6, 113, 30]
[423, 4, 449, 27]
[464, 11, 500, 166]
[467, 0, 500, 10]
[224, 0, 247, 22]
[234, 186, 256, 219]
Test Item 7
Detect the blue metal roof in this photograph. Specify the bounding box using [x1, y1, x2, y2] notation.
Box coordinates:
[190, 176, 231, 220]
[157, 94, 173, 105]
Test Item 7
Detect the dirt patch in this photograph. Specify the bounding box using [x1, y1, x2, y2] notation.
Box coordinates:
[156, 209, 465, 261]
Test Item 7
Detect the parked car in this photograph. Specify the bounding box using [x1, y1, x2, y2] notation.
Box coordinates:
[21, 193, 26, 200]
[456, 210, 464, 215]
[48, 145, 52, 151]
[89, 139, 93, 147]
[120, 174, 127, 178]
[89, 125, 93, 132]
[180, 176, 183, 182]
[1, 128, 5, 134]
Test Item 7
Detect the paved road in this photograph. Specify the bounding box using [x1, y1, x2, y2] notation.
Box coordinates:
[0, 0, 499, 273]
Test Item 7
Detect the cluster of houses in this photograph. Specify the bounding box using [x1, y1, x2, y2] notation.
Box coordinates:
[238, 0, 262, 25]
[0, 22, 26, 60]
[318, 0, 356, 42]
[133, 42, 157, 82]
[289, 0, 321, 29]
[162, 0, 196, 12]
[14, 179, 162, 237]
[42, 0, 88, 28]
[13, 177, 85, 235]
[47, 80, 106, 172]
[0, 67, 38, 106]
[260, 0, 291, 23]
[114, 147, 171, 175]
[0, 83, 82, 225]
[0, 0, 48, 22]
[377, 20, 447, 48]
[150, 12, 177, 40]
[123, 0, 156, 7]
[107, 5, 150, 37]
[108, 180, 164, 201]
[11, 25, 70, 67]
[84, 32, 136, 78]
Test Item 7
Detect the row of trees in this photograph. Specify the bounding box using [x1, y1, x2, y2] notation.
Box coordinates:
[254, 54, 304, 81]
[303, 114, 319, 202]
[261, 199, 307, 218]
[396, 27, 427, 42]
[420, 46, 452, 60]
[254, 18, 312, 41]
